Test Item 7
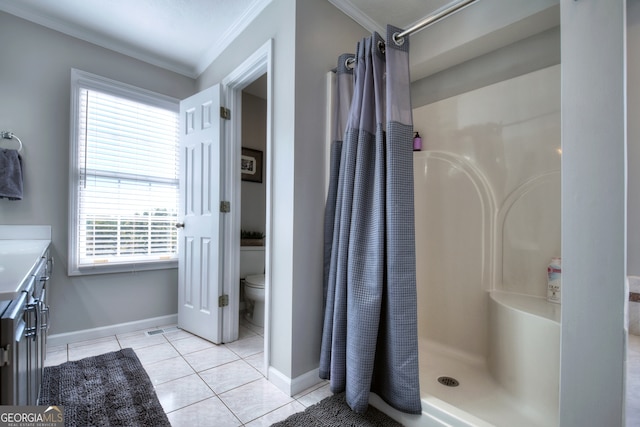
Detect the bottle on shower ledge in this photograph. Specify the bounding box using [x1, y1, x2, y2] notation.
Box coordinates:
[547, 257, 561, 304]
[413, 132, 422, 151]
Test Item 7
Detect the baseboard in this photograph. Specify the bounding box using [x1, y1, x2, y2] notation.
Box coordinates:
[47, 314, 178, 347]
[268, 366, 323, 396]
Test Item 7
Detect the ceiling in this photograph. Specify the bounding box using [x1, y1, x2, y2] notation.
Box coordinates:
[0, 0, 455, 79]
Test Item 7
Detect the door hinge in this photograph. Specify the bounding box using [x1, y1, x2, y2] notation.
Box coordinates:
[220, 107, 231, 120]
[218, 294, 229, 307]
[0, 344, 10, 366]
[220, 201, 230, 213]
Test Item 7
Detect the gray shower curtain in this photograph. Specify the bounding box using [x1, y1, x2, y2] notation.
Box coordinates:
[320, 26, 421, 415]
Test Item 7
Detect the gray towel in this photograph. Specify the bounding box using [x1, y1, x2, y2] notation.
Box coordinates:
[0, 148, 23, 200]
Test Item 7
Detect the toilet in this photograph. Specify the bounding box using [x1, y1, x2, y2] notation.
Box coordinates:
[243, 274, 265, 327]
[240, 247, 266, 327]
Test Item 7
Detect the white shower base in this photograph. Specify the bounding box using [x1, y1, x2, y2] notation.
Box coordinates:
[370, 292, 560, 427]
[371, 341, 545, 427]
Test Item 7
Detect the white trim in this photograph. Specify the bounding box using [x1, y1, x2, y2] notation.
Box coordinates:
[69, 261, 178, 277]
[0, 0, 273, 78]
[0, 2, 196, 77]
[196, 0, 273, 77]
[291, 368, 324, 396]
[268, 366, 324, 396]
[219, 39, 273, 386]
[267, 366, 291, 395]
[71, 69, 179, 110]
[68, 69, 180, 276]
[326, 0, 385, 35]
[47, 314, 178, 347]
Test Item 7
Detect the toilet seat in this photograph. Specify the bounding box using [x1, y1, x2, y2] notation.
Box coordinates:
[245, 274, 265, 289]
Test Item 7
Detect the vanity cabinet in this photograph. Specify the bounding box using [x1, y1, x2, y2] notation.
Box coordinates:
[0, 239, 52, 405]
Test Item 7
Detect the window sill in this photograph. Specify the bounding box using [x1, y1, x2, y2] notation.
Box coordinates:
[68, 259, 178, 276]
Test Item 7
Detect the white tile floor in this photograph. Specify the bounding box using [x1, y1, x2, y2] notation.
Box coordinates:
[44, 319, 332, 426]
[49, 319, 640, 426]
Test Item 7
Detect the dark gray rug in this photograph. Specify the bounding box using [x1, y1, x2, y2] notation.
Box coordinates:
[271, 392, 404, 426]
[39, 348, 170, 427]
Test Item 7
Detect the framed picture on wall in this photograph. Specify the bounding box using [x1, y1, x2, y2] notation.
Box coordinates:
[241, 147, 263, 183]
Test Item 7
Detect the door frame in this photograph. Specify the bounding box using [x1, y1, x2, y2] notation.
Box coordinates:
[221, 39, 273, 370]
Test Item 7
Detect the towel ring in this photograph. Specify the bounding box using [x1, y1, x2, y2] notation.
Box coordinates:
[1, 131, 23, 153]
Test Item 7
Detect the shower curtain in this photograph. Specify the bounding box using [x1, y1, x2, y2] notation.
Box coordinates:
[320, 26, 421, 415]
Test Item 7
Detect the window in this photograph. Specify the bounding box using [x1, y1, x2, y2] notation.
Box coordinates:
[69, 69, 180, 275]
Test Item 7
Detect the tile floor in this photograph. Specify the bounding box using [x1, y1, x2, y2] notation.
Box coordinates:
[44, 319, 332, 426]
[46, 320, 640, 426]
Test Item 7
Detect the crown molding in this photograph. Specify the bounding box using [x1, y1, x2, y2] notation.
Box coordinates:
[0, 1, 197, 77]
[327, 0, 384, 35]
[196, 0, 272, 76]
[0, 0, 274, 79]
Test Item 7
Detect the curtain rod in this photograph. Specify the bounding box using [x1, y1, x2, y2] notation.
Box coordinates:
[392, 0, 478, 46]
[337, 0, 478, 71]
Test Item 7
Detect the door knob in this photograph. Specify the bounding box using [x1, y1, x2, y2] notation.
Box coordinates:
[175, 223, 185, 229]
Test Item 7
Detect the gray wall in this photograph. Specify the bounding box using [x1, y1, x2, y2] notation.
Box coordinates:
[197, 0, 367, 379]
[291, 0, 369, 378]
[198, 0, 298, 377]
[0, 0, 366, 383]
[0, 12, 196, 335]
[241, 92, 267, 235]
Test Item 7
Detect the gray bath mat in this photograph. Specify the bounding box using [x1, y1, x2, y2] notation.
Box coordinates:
[39, 348, 170, 427]
[271, 392, 403, 426]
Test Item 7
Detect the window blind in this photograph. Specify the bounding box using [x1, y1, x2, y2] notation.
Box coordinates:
[75, 87, 180, 269]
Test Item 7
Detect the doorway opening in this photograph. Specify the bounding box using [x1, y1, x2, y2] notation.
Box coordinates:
[239, 74, 267, 333]
[220, 40, 273, 377]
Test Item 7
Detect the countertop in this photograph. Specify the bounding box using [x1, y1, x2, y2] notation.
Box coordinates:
[0, 225, 51, 301]
[0, 240, 50, 300]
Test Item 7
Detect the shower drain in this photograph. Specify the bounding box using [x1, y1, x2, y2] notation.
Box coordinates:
[437, 376, 460, 387]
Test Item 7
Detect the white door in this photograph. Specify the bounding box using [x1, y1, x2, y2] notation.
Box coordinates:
[177, 85, 224, 343]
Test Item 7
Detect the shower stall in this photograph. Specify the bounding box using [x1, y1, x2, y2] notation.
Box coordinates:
[370, 64, 561, 427]
[323, 1, 564, 424]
